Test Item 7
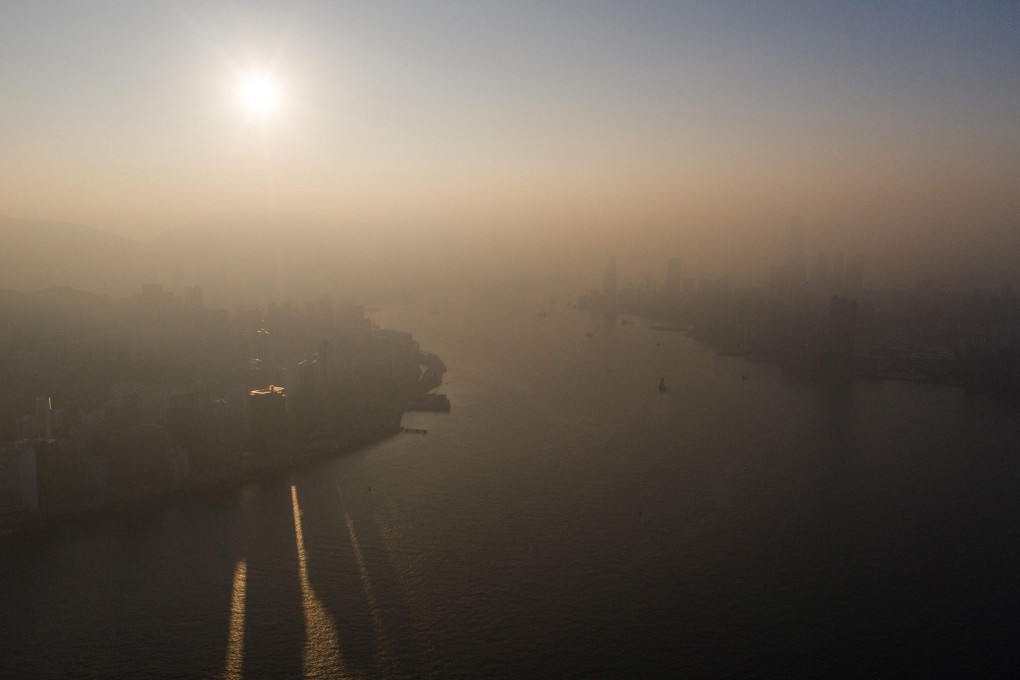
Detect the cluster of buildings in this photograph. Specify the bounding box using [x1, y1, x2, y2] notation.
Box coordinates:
[581, 221, 1020, 390]
[0, 284, 432, 528]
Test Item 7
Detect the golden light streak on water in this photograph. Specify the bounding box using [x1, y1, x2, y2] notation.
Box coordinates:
[222, 559, 247, 680]
[335, 478, 393, 666]
[291, 484, 347, 679]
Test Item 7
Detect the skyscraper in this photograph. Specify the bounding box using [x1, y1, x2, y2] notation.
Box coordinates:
[35, 397, 52, 439]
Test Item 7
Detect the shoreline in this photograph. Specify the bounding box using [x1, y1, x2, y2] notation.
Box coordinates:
[637, 312, 972, 390]
[1, 410, 405, 540]
[2, 350, 447, 540]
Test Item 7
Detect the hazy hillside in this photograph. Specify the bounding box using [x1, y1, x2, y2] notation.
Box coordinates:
[0, 216, 151, 296]
[0, 216, 436, 306]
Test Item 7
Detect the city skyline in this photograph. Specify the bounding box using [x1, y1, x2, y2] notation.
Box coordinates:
[6, 5, 1020, 673]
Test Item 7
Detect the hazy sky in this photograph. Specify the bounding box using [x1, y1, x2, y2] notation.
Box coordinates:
[2, 1, 1019, 284]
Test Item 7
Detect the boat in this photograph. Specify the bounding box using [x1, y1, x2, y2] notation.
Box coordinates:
[658, 376, 667, 393]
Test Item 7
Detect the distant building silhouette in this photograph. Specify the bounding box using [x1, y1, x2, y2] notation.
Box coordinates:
[292, 359, 320, 435]
[35, 397, 52, 439]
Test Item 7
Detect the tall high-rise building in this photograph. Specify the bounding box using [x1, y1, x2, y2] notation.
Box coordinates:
[293, 359, 320, 434]
[35, 397, 52, 439]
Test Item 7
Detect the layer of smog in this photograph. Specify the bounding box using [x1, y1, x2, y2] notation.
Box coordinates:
[3, 3, 1019, 677]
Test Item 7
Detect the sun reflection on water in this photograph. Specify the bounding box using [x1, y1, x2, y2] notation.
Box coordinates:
[291, 484, 346, 679]
[222, 559, 247, 680]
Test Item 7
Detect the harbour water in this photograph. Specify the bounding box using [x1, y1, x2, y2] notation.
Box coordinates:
[3, 282, 1020, 677]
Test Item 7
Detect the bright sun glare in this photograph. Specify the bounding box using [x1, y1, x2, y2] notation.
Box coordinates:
[237, 72, 281, 117]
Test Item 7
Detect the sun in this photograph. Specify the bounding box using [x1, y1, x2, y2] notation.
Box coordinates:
[236, 72, 281, 117]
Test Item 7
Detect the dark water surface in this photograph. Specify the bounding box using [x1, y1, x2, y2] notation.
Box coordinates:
[3, 284, 1020, 678]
